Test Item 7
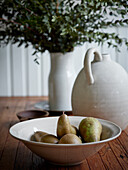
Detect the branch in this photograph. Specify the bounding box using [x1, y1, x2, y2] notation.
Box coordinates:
[0, 17, 38, 35]
[15, 1, 38, 17]
[56, 0, 59, 13]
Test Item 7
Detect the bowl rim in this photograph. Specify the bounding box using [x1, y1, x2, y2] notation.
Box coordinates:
[9, 116, 122, 147]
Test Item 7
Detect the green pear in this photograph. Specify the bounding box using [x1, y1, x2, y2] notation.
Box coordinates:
[79, 117, 102, 142]
[57, 113, 77, 138]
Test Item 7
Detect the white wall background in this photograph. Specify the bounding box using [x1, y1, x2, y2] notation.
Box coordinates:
[0, 27, 128, 97]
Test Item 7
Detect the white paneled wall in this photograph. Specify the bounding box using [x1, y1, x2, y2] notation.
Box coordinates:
[0, 27, 128, 96]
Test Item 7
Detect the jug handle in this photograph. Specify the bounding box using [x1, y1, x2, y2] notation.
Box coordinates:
[84, 48, 102, 85]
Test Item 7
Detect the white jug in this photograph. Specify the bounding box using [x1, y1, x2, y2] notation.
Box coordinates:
[72, 48, 128, 129]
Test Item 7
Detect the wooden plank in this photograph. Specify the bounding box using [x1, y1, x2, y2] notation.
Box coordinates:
[1, 97, 44, 169]
[99, 143, 122, 169]
[118, 130, 128, 154]
[0, 132, 19, 170]
[108, 137, 128, 169]
[124, 126, 128, 135]
[13, 142, 33, 170]
[36, 52, 42, 96]
[87, 153, 106, 170]
[21, 45, 27, 96]
[0, 100, 18, 159]
[0, 99, 26, 170]
[28, 46, 42, 96]
[68, 160, 90, 170]
[116, 27, 128, 72]
[6, 43, 12, 96]
[12, 45, 24, 96]
[0, 97, 47, 109]
[0, 45, 10, 96]
[31, 153, 47, 170]
[0, 97, 20, 108]
[43, 160, 68, 170]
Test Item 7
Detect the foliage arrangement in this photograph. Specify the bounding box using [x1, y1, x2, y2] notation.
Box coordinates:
[0, 0, 128, 54]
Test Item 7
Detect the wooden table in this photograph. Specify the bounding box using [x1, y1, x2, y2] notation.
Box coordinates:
[0, 97, 128, 170]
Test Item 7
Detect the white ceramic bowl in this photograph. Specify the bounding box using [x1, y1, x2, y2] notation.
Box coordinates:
[9, 116, 121, 166]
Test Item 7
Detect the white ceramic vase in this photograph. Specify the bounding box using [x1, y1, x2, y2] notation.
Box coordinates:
[72, 48, 128, 130]
[49, 52, 76, 111]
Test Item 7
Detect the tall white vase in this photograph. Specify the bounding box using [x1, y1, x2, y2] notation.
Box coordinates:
[49, 52, 77, 111]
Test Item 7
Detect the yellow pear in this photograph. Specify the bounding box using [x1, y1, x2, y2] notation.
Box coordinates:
[57, 113, 77, 138]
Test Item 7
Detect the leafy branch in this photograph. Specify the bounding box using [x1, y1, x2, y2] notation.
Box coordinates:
[0, 0, 128, 54]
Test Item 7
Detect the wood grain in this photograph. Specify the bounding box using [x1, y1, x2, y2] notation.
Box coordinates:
[87, 153, 106, 170]
[109, 137, 128, 169]
[0, 97, 128, 170]
[99, 143, 122, 169]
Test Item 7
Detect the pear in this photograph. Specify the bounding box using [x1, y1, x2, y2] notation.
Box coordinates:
[79, 117, 102, 142]
[34, 131, 48, 142]
[40, 134, 59, 144]
[71, 125, 79, 136]
[58, 134, 82, 144]
[57, 113, 77, 138]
